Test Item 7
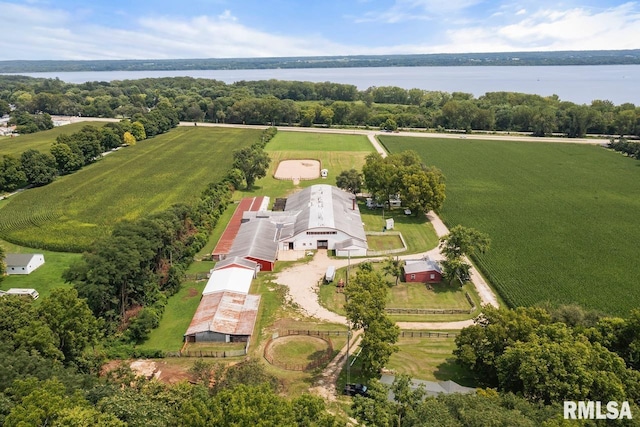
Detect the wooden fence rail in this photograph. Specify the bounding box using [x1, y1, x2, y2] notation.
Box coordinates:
[398, 331, 458, 338]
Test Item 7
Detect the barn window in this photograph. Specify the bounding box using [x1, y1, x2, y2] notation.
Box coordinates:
[430, 273, 435, 279]
[411, 274, 415, 280]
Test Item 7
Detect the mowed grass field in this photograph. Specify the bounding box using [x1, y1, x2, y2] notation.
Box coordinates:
[380, 136, 640, 315]
[0, 127, 261, 251]
[236, 131, 375, 200]
[0, 122, 107, 157]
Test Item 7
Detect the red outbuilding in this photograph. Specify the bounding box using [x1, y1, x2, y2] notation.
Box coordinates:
[404, 257, 443, 283]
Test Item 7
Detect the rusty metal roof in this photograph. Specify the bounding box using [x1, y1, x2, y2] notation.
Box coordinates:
[184, 291, 261, 337]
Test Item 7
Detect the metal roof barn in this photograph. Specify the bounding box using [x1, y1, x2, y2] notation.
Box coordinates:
[284, 184, 366, 243]
[184, 291, 261, 341]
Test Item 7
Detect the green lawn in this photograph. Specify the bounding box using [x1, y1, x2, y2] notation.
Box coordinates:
[0, 127, 260, 251]
[318, 262, 478, 321]
[137, 279, 206, 353]
[359, 202, 439, 254]
[381, 135, 640, 315]
[386, 336, 476, 386]
[0, 122, 106, 157]
[0, 239, 80, 298]
[235, 131, 374, 200]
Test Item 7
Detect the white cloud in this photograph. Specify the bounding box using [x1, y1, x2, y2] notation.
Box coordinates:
[0, 1, 639, 60]
[355, 0, 484, 23]
[421, 2, 640, 52]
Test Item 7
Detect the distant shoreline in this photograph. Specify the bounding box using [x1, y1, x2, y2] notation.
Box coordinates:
[1, 49, 639, 73]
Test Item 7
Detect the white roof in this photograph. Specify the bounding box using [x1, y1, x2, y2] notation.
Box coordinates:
[285, 184, 367, 243]
[202, 267, 254, 296]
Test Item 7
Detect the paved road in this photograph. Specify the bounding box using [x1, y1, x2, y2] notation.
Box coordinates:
[51, 116, 609, 145]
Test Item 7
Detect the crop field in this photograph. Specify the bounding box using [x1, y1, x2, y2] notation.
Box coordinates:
[0, 122, 106, 157]
[235, 131, 374, 199]
[0, 127, 260, 251]
[380, 136, 640, 315]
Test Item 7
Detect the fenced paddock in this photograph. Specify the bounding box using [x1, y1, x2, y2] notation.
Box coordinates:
[264, 330, 334, 371]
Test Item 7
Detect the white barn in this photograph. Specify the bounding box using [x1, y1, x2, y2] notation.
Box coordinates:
[278, 185, 367, 256]
[4, 254, 45, 275]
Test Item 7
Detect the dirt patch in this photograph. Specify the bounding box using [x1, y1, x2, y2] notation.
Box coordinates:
[274, 159, 321, 181]
[185, 287, 199, 298]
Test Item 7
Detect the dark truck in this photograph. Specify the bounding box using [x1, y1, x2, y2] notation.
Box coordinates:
[343, 383, 368, 397]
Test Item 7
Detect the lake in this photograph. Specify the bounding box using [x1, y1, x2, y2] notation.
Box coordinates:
[4, 65, 640, 105]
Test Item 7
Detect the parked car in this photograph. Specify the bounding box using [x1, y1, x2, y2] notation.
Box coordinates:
[344, 383, 368, 396]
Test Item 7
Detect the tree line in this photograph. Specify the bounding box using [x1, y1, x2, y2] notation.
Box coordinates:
[0, 105, 178, 192]
[1, 50, 638, 73]
[2, 75, 639, 137]
[62, 127, 274, 348]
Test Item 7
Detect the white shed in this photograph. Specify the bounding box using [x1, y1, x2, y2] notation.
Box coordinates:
[4, 254, 45, 275]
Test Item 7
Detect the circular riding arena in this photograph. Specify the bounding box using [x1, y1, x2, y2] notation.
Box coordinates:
[264, 334, 333, 371]
[274, 159, 321, 184]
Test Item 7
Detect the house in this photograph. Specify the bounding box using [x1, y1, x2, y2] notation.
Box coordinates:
[184, 291, 261, 343]
[380, 374, 475, 399]
[404, 257, 442, 283]
[4, 253, 45, 275]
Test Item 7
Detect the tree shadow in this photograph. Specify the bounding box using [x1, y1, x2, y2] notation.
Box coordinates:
[432, 357, 477, 387]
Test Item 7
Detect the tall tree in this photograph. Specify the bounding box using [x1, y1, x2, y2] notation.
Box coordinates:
[439, 225, 489, 284]
[344, 265, 399, 377]
[19, 149, 57, 186]
[382, 256, 403, 286]
[232, 146, 270, 190]
[335, 168, 363, 195]
[0, 155, 27, 192]
[38, 288, 100, 364]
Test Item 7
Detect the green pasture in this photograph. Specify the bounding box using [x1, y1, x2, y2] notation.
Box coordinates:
[386, 335, 475, 385]
[0, 239, 80, 298]
[318, 262, 477, 321]
[137, 279, 206, 353]
[235, 131, 374, 200]
[0, 127, 260, 251]
[381, 136, 640, 315]
[0, 122, 107, 157]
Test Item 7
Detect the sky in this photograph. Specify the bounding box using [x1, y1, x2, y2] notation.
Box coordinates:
[1, 0, 639, 60]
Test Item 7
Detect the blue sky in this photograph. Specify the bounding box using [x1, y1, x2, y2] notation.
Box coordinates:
[1, 0, 639, 60]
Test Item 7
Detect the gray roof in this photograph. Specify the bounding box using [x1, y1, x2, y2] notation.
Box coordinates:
[404, 258, 442, 275]
[228, 219, 279, 263]
[380, 374, 475, 399]
[284, 185, 366, 243]
[213, 256, 258, 272]
[5, 253, 42, 267]
[334, 238, 367, 251]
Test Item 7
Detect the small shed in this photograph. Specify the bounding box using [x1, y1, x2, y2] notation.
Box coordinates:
[4, 254, 45, 275]
[404, 257, 442, 284]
